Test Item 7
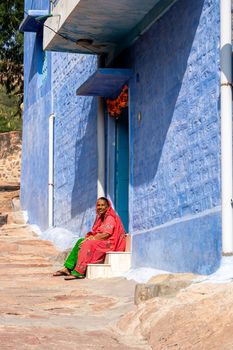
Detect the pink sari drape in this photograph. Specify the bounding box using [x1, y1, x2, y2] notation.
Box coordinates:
[74, 199, 126, 275]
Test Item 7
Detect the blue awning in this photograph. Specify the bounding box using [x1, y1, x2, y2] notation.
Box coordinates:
[76, 68, 133, 98]
[19, 10, 51, 33]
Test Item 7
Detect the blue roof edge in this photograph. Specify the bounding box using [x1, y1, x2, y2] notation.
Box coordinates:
[19, 10, 51, 33]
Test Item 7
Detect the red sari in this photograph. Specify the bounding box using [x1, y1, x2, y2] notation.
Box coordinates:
[74, 199, 126, 275]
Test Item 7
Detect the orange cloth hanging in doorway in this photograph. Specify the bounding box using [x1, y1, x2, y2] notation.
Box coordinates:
[106, 85, 128, 118]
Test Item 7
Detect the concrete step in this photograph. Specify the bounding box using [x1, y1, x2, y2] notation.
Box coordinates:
[87, 251, 131, 279]
[86, 263, 112, 279]
[104, 251, 131, 273]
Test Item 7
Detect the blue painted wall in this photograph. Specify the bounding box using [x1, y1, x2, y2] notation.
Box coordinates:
[21, 0, 51, 230]
[21, 0, 222, 274]
[114, 0, 221, 273]
[52, 53, 98, 234]
[21, 0, 98, 234]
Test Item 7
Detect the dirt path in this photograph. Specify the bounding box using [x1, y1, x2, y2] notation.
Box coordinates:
[0, 189, 150, 350]
[2, 188, 233, 350]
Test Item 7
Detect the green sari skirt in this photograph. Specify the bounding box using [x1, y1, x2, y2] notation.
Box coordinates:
[64, 238, 85, 277]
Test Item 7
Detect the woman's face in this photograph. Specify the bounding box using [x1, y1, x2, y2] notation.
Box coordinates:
[97, 199, 109, 216]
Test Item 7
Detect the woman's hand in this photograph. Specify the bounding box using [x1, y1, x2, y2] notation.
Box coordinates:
[86, 236, 95, 240]
[80, 232, 109, 246]
[80, 235, 95, 246]
[93, 232, 110, 240]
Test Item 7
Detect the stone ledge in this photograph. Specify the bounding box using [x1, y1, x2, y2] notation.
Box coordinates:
[134, 273, 200, 305]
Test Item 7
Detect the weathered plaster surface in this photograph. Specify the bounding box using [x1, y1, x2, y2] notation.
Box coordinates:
[21, 0, 221, 273]
[123, 0, 221, 273]
[52, 53, 98, 234]
[20, 0, 51, 229]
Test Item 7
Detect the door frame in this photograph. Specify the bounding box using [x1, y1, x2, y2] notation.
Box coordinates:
[106, 88, 131, 232]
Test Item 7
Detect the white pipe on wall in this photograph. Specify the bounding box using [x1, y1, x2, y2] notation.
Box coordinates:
[48, 113, 54, 227]
[97, 56, 105, 198]
[220, 0, 233, 253]
[49, 0, 53, 13]
[97, 96, 105, 198]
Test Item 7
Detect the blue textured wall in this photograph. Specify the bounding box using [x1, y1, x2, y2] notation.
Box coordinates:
[52, 53, 98, 234]
[133, 209, 221, 274]
[21, 0, 222, 273]
[123, 0, 221, 273]
[21, 1, 98, 233]
[21, 0, 51, 230]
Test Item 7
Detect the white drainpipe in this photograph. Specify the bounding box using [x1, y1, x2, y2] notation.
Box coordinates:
[220, 0, 233, 254]
[48, 113, 55, 227]
[97, 56, 105, 198]
[97, 96, 105, 198]
[49, 0, 52, 13]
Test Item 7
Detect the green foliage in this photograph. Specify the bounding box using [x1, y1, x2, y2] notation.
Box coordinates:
[0, 87, 22, 132]
[0, 0, 24, 118]
[0, 0, 24, 61]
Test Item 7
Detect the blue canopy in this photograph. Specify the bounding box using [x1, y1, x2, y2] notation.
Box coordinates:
[76, 68, 133, 98]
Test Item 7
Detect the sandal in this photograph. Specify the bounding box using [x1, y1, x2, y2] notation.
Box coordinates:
[64, 275, 85, 280]
[53, 269, 71, 277]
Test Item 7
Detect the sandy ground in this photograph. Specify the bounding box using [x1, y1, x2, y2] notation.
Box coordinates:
[2, 188, 233, 349]
[0, 189, 149, 350]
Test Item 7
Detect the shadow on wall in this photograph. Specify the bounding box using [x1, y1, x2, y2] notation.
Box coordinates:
[121, 0, 205, 187]
[71, 98, 98, 218]
[29, 33, 43, 82]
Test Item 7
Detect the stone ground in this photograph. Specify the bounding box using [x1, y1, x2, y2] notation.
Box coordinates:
[1, 187, 233, 349]
[118, 281, 233, 349]
[0, 187, 149, 350]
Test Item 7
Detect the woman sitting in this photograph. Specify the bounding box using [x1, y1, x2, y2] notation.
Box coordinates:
[53, 197, 126, 280]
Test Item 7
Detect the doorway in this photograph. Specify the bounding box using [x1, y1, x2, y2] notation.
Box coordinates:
[115, 107, 129, 232]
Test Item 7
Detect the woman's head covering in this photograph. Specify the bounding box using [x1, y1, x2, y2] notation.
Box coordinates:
[95, 197, 116, 217]
[92, 197, 126, 251]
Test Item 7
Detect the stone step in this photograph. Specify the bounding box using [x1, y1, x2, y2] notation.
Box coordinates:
[86, 263, 112, 279]
[104, 251, 131, 273]
[87, 251, 131, 279]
